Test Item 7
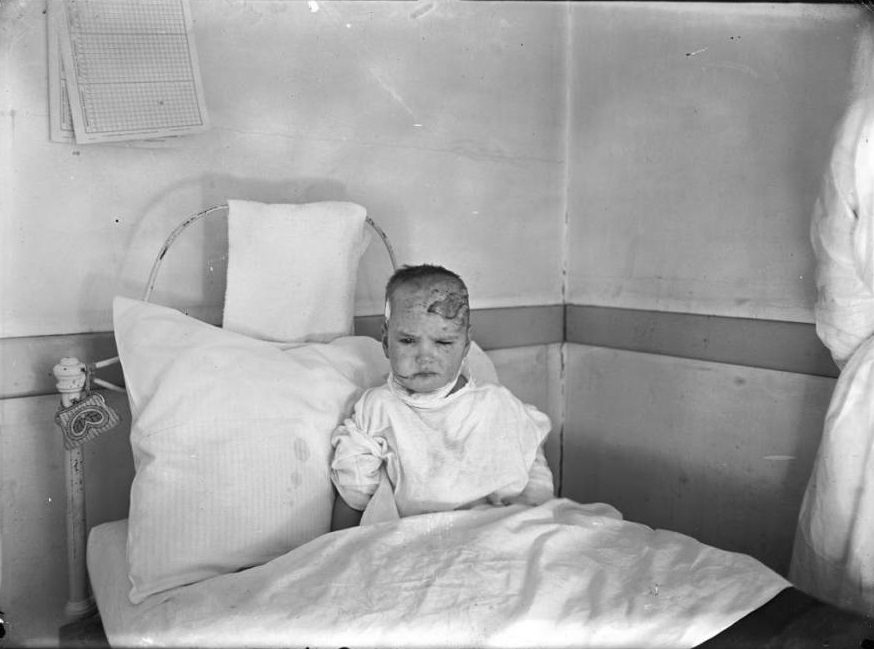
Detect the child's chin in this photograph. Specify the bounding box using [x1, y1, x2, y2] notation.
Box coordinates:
[406, 375, 444, 392]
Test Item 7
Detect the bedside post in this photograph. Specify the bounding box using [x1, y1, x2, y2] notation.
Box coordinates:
[53, 357, 97, 621]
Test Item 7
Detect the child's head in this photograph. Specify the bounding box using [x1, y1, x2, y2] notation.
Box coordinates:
[382, 264, 471, 394]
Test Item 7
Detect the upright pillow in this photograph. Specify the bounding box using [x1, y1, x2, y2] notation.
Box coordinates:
[113, 297, 388, 603]
[465, 341, 499, 385]
[223, 200, 370, 343]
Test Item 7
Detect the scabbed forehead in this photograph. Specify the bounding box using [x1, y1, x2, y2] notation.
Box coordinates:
[387, 279, 470, 326]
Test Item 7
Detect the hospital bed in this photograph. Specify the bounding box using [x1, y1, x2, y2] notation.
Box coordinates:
[53, 201, 873, 648]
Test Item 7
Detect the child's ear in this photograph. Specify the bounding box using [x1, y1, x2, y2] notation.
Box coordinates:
[381, 319, 389, 358]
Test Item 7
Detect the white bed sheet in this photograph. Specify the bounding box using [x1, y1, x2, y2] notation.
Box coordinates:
[88, 499, 790, 648]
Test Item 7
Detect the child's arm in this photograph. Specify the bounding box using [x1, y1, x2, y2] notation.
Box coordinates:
[524, 446, 555, 503]
[331, 493, 364, 531]
[329, 395, 385, 531]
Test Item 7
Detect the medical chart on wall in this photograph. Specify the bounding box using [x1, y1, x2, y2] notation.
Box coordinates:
[48, 0, 209, 144]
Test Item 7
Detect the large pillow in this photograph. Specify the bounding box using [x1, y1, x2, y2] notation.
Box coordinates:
[113, 297, 389, 603]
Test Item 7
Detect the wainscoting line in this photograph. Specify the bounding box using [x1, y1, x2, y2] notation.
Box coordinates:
[0, 304, 837, 401]
[565, 304, 839, 379]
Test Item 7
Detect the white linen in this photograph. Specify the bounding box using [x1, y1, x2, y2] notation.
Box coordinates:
[790, 332, 874, 616]
[223, 199, 371, 343]
[88, 499, 789, 649]
[463, 340, 500, 385]
[809, 87, 874, 366]
[114, 296, 389, 603]
[87, 519, 133, 641]
[331, 378, 552, 517]
[790, 28, 874, 617]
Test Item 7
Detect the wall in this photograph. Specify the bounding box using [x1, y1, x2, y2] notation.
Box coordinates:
[1, 0, 567, 337]
[567, 2, 857, 322]
[563, 1, 862, 573]
[563, 345, 834, 571]
[0, 1, 568, 644]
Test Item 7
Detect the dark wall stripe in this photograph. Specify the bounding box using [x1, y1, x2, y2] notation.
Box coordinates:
[469, 305, 565, 351]
[1, 304, 837, 400]
[565, 304, 840, 379]
[1, 332, 126, 402]
[2, 305, 566, 400]
[353, 305, 566, 349]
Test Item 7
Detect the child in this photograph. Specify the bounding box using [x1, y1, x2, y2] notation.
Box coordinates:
[330, 264, 554, 530]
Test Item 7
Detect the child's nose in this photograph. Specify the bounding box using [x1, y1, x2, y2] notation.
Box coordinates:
[416, 341, 436, 362]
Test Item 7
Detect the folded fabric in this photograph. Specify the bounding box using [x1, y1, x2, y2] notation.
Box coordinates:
[360, 470, 401, 526]
[810, 98, 874, 366]
[790, 332, 874, 616]
[223, 200, 371, 343]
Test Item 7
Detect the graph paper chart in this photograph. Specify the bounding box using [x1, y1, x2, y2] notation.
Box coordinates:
[54, 0, 209, 144]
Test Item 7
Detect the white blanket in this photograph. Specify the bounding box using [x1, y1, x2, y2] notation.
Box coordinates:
[89, 499, 789, 648]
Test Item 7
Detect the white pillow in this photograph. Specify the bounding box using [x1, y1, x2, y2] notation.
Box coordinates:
[465, 341, 499, 385]
[223, 200, 370, 343]
[113, 297, 389, 603]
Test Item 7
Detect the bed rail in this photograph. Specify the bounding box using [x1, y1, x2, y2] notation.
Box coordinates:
[52, 204, 397, 622]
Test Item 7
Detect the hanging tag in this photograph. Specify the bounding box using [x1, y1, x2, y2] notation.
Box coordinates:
[55, 366, 121, 449]
[55, 391, 120, 450]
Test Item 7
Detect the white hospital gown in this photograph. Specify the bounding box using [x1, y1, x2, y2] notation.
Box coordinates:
[330, 377, 553, 518]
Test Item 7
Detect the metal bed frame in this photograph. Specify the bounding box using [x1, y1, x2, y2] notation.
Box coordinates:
[51, 204, 397, 621]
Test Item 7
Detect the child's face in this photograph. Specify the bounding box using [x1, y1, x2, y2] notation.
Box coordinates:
[383, 283, 470, 394]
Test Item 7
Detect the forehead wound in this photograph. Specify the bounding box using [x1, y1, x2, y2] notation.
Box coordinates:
[425, 288, 468, 321]
[392, 283, 469, 323]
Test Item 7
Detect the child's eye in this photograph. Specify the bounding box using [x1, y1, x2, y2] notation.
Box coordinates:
[437, 341, 453, 346]
[399, 338, 415, 344]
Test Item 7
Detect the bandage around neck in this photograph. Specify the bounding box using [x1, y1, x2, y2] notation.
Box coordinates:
[388, 368, 466, 408]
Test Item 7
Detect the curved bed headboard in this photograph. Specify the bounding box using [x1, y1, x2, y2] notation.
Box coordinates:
[143, 204, 399, 303]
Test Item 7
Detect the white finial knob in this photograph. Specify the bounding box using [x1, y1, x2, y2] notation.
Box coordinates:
[53, 357, 86, 398]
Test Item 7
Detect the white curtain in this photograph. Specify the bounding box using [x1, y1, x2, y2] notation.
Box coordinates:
[789, 23, 874, 618]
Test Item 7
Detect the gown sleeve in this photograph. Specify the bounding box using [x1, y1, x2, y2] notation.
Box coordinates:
[330, 406, 387, 511]
[513, 445, 555, 506]
[491, 392, 555, 506]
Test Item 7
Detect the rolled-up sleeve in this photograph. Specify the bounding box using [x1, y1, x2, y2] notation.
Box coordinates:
[330, 417, 387, 511]
[520, 446, 555, 505]
[507, 398, 554, 506]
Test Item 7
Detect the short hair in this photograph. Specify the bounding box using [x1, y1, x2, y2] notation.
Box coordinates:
[384, 264, 469, 325]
